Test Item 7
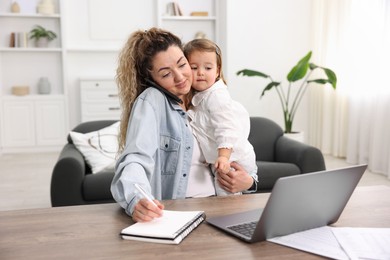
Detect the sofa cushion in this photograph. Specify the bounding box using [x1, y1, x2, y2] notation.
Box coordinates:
[256, 161, 300, 192]
[69, 121, 119, 173]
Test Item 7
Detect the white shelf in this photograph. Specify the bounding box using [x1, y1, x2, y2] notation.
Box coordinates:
[0, 48, 62, 52]
[0, 13, 60, 18]
[66, 47, 119, 53]
[1, 94, 65, 100]
[161, 16, 217, 21]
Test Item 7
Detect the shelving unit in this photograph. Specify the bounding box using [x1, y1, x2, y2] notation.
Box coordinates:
[0, 0, 68, 152]
[156, 0, 219, 43]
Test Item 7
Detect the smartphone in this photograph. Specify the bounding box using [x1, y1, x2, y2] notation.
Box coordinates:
[145, 79, 183, 104]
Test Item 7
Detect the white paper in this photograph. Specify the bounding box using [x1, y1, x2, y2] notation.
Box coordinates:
[332, 227, 390, 260]
[268, 226, 390, 260]
[268, 226, 349, 260]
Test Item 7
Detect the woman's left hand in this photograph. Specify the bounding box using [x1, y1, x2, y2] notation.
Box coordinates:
[217, 161, 254, 193]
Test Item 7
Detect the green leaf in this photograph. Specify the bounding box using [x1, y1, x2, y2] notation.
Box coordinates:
[287, 51, 312, 82]
[260, 81, 280, 98]
[308, 79, 329, 84]
[309, 63, 319, 70]
[236, 69, 268, 78]
[324, 68, 337, 89]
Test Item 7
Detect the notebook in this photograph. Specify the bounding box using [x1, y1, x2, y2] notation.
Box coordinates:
[207, 164, 367, 243]
[120, 210, 205, 244]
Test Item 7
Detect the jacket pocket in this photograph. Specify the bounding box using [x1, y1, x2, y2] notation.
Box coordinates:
[160, 135, 180, 175]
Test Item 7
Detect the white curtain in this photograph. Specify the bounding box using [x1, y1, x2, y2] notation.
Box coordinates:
[310, 0, 390, 179]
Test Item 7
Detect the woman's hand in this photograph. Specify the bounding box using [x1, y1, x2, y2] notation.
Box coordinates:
[217, 161, 254, 193]
[132, 199, 164, 222]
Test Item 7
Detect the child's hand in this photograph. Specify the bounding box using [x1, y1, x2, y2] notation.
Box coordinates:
[215, 156, 231, 174]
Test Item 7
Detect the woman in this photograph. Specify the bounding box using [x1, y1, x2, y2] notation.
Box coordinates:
[111, 28, 257, 222]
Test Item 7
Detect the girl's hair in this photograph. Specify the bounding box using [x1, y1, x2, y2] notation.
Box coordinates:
[116, 27, 183, 153]
[183, 38, 226, 84]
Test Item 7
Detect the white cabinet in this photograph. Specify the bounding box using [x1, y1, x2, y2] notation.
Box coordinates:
[80, 79, 121, 122]
[156, 0, 220, 43]
[0, 96, 66, 151]
[0, 0, 68, 152]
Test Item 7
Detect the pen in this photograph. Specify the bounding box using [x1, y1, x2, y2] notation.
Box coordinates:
[134, 183, 158, 207]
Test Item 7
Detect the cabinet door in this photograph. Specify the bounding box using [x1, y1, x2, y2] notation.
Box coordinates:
[1, 100, 35, 147]
[35, 100, 66, 146]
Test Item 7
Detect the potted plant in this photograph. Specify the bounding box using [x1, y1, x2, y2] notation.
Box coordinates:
[29, 25, 57, 48]
[237, 51, 337, 134]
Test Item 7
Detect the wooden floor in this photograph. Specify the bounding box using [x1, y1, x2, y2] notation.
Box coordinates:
[0, 152, 389, 211]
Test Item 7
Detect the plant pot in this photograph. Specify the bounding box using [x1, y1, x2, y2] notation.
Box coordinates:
[35, 38, 49, 48]
[284, 131, 304, 143]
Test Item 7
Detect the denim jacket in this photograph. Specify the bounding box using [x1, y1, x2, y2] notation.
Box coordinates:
[110, 87, 194, 216]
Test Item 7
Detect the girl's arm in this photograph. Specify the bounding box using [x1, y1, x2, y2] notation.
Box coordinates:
[215, 148, 232, 174]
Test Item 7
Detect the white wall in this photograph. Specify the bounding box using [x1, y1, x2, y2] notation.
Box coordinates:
[63, 0, 155, 128]
[225, 0, 313, 134]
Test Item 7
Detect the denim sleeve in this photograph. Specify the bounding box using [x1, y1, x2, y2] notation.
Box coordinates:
[110, 96, 159, 216]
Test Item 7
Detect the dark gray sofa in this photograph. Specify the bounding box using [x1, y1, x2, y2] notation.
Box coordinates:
[50, 117, 325, 207]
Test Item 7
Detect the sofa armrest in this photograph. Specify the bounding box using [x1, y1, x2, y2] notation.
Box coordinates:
[275, 136, 326, 173]
[50, 143, 87, 206]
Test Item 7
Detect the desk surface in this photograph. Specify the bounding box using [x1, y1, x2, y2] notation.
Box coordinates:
[1, 185, 389, 260]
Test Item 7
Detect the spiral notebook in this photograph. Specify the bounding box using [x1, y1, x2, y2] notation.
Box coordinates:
[120, 210, 205, 244]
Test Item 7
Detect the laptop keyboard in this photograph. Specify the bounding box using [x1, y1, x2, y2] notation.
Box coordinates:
[227, 221, 258, 238]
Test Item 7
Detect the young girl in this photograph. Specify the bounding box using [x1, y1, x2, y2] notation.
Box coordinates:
[184, 39, 258, 196]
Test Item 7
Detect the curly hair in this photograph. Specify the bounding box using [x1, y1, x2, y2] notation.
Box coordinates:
[183, 38, 226, 84]
[116, 28, 183, 153]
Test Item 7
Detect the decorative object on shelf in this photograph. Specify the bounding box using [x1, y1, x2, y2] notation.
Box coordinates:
[11, 86, 30, 96]
[8, 32, 27, 48]
[237, 51, 337, 134]
[37, 0, 55, 15]
[9, 33, 16, 47]
[11, 1, 21, 13]
[17, 32, 28, 48]
[37, 77, 51, 94]
[194, 31, 206, 39]
[190, 11, 209, 16]
[29, 25, 57, 48]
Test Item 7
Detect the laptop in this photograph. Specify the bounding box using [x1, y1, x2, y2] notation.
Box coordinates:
[207, 164, 367, 243]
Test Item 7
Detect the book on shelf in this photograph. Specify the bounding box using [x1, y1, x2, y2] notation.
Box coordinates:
[120, 210, 205, 244]
[166, 2, 183, 16]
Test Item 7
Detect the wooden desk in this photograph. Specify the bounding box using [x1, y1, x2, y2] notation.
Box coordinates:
[1, 186, 389, 259]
